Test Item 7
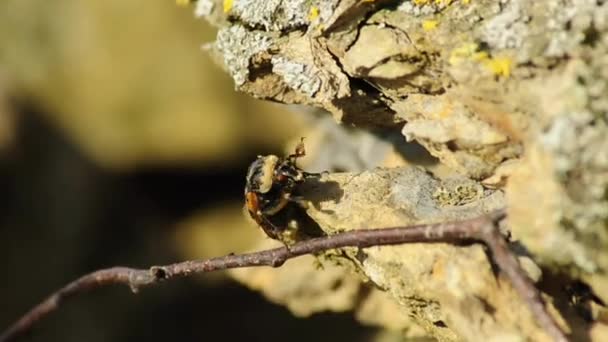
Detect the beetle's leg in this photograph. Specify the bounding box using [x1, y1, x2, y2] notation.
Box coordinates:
[287, 137, 306, 164]
[285, 194, 310, 209]
[258, 214, 282, 240]
[290, 197, 309, 208]
[303, 170, 328, 179]
[281, 191, 309, 208]
[260, 213, 293, 251]
[280, 240, 292, 252]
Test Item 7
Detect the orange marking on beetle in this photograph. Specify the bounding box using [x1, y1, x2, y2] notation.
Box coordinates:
[246, 192, 260, 217]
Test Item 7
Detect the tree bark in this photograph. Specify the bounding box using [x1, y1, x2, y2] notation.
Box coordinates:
[197, 0, 608, 340]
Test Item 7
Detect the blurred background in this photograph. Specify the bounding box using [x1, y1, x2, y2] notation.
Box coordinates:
[0, 0, 377, 341]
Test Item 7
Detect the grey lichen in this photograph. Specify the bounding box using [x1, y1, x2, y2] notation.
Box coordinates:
[433, 177, 484, 207]
[539, 112, 604, 175]
[397, 1, 445, 16]
[478, 0, 606, 62]
[539, 112, 608, 270]
[215, 24, 272, 86]
[271, 56, 322, 97]
[230, 0, 310, 31]
[194, 0, 215, 18]
[480, 1, 527, 51]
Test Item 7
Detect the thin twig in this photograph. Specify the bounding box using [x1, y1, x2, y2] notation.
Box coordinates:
[479, 226, 568, 342]
[0, 210, 567, 342]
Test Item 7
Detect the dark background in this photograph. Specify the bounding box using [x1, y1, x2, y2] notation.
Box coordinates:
[0, 1, 374, 341]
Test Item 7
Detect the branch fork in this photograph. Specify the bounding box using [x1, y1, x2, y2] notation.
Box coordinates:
[0, 210, 568, 342]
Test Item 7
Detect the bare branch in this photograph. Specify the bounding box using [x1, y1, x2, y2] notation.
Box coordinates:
[479, 226, 568, 342]
[0, 210, 567, 342]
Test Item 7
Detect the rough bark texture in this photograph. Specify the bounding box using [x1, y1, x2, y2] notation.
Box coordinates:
[193, 0, 608, 340]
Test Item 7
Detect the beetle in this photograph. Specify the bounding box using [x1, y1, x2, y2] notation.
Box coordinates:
[244, 138, 320, 240]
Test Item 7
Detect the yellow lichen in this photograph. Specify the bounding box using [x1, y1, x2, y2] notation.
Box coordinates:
[223, 0, 234, 13]
[462, 0, 471, 4]
[449, 43, 513, 78]
[414, 0, 455, 5]
[175, 0, 191, 6]
[483, 57, 513, 78]
[471, 51, 489, 62]
[448, 43, 480, 65]
[308, 6, 319, 21]
[422, 20, 439, 31]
